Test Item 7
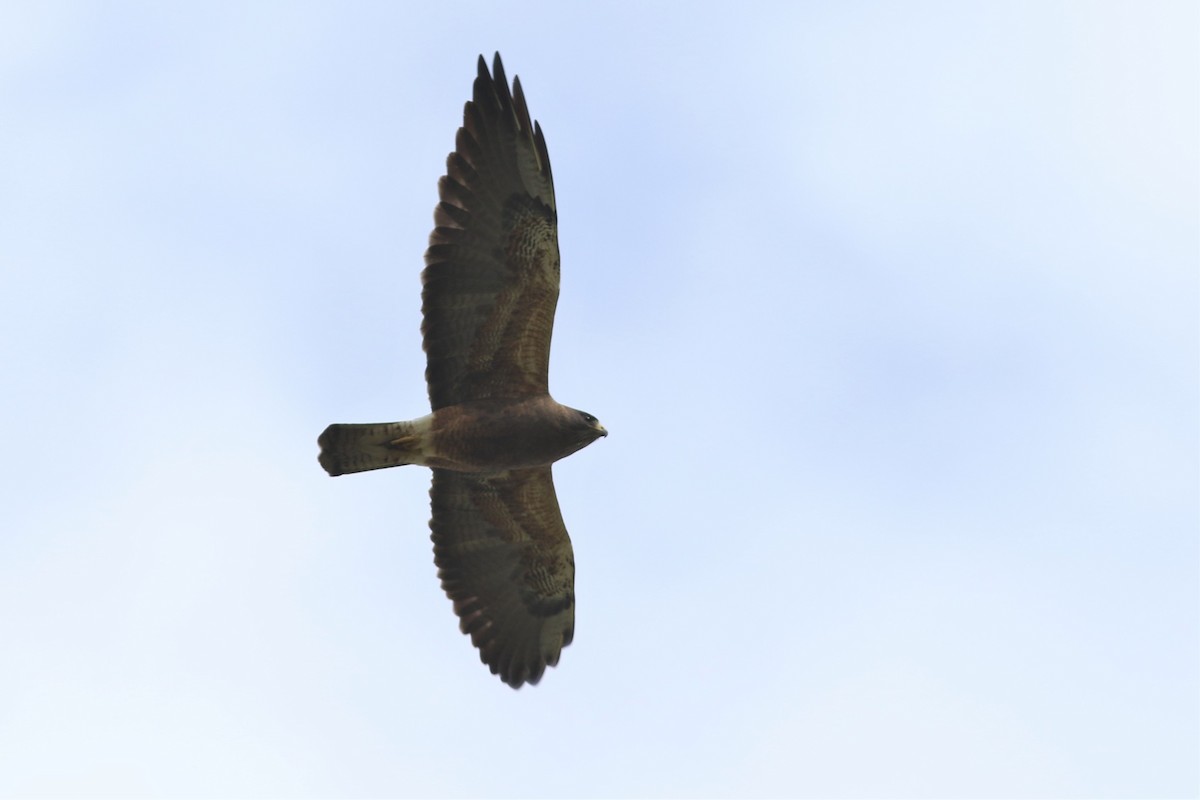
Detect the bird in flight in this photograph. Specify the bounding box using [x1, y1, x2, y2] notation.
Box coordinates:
[318, 53, 606, 688]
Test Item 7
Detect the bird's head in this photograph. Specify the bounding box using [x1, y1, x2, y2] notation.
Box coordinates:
[569, 408, 607, 445]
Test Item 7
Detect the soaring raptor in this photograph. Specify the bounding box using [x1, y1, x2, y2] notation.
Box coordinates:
[318, 54, 606, 688]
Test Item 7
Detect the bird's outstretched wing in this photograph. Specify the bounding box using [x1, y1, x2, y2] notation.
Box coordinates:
[422, 53, 559, 410]
[430, 466, 575, 687]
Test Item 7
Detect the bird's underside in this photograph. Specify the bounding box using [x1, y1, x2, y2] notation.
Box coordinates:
[318, 53, 604, 688]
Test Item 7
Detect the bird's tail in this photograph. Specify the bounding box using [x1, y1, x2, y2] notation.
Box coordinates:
[318, 421, 426, 476]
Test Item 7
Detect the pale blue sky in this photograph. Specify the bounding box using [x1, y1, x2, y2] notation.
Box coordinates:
[1, 2, 1196, 797]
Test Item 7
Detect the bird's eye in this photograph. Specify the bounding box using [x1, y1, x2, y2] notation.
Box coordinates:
[581, 413, 596, 424]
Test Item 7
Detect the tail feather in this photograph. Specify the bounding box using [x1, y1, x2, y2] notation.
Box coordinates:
[318, 421, 424, 476]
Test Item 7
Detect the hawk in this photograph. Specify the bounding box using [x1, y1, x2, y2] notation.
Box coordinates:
[318, 53, 606, 688]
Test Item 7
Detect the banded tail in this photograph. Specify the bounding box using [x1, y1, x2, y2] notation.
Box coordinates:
[318, 420, 426, 476]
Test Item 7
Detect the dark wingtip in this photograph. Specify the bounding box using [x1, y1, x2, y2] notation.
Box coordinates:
[477, 52, 506, 84]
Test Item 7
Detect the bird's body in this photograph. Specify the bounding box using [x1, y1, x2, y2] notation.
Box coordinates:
[319, 396, 602, 475]
[318, 53, 604, 688]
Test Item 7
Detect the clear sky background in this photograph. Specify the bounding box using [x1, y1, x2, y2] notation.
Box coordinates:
[1, 2, 1196, 798]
